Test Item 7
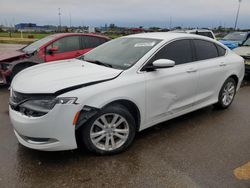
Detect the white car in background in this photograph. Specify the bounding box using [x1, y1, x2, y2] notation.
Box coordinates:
[171, 29, 216, 39]
[9, 33, 244, 155]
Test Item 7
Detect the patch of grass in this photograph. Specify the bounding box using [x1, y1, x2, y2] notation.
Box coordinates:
[0, 32, 51, 44]
[0, 32, 50, 39]
[106, 33, 124, 39]
[0, 37, 36, 44]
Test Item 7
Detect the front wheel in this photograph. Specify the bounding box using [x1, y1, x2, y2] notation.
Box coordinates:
[215, 78, 237, 109]
[81, 105, 136, 155]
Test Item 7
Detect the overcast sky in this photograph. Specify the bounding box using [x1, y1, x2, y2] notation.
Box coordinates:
[1, 0, 250, 28]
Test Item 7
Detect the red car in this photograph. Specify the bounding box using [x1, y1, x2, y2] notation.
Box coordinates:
[0, 33, 110, 85]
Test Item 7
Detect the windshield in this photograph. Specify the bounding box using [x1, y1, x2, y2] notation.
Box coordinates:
[22, 35, 56, 53]
[81, 38, 161, 70]
[243, 38, 250, 46]
[222, 32, 247, 41]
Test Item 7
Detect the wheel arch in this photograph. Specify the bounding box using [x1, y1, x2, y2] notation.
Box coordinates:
[74, 99, 141, 150]
[102, 99, 141, 132]
[228, 74, 239, 87]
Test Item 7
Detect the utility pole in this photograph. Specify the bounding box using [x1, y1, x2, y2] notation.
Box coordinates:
[58, 8, 61, 32]
[234, 0, 242, 30]
[69, 13, 72, 28]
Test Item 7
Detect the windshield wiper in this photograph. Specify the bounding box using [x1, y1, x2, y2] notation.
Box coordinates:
[84, 59, 113, 68]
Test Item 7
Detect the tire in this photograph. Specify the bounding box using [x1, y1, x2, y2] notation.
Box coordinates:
[81, 105, 136, 155]
[214, 77, 237, 109]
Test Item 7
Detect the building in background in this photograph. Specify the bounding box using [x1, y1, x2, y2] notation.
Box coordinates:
[15, 23, 57, 32]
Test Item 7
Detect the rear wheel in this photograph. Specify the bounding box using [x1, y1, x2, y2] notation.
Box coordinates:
[215, 78, 236, 109]
[81, 105, 136, 155]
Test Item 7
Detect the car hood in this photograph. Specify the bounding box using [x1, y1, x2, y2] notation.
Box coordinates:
[11, 59, 123, 94]
[233, 46, 250, 57]
[0, 50, 26, 62]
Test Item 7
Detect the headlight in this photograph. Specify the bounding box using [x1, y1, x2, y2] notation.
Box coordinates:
[19, 97, 77, 117]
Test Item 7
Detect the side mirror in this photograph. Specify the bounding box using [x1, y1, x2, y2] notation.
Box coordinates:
[152, 59, 175, 69]
[48, 46, 58, 54]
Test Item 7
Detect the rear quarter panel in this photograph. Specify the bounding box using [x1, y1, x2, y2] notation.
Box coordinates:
[226, 51, 245, 90]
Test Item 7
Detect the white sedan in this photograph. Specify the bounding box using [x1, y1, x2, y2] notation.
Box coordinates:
[9, 33, 245, 155]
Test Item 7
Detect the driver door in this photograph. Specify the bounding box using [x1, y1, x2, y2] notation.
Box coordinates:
[144, 39, 198, 123]
[45, 36, 82, 62]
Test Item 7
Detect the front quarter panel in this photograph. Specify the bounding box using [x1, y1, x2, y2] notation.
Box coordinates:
[59, 71, 147, 130]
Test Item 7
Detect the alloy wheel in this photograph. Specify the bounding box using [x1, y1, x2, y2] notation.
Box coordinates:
[90, 113, 130, 151]
[221, 81, 235, 106]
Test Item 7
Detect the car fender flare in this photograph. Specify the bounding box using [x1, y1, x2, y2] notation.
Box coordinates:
[75, 98, 141, 132]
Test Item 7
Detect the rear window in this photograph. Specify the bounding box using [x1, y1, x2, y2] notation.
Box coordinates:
[194, 40, 218, 61]
[82, 36, 108, 49]
[216, 45, 226, 57]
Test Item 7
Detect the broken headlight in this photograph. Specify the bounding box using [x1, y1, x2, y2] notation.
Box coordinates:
[18, 97, 77, 117]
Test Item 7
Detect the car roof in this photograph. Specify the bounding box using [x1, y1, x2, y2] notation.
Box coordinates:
[124, 32, 215, 41]
[50, 33, 110, 40]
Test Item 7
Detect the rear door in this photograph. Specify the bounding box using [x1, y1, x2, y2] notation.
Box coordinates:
[144, 39, 198, 123]
[45, 36, 82, 62]
[80, 36, 108, 55]
[192, 39, 228, 105]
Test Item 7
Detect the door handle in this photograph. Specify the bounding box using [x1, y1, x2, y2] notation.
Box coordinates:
[220, 62, 227, 67]
[186, 68, 197, 73]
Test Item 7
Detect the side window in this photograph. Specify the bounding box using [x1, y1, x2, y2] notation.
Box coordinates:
[150, 39, 193, 65]
[82, 36, 107, 49]
[46, 36, 81, 54]
[194, 40, 218, 61]
[216, 44, 226, 57]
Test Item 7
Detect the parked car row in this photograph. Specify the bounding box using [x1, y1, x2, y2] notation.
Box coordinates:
[219, 32, 250, 49]
[0, 33, 109, 85]
[1, 30, 250, 87]
[9, 32, 245, 155]
[233, 37, 250, 75]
